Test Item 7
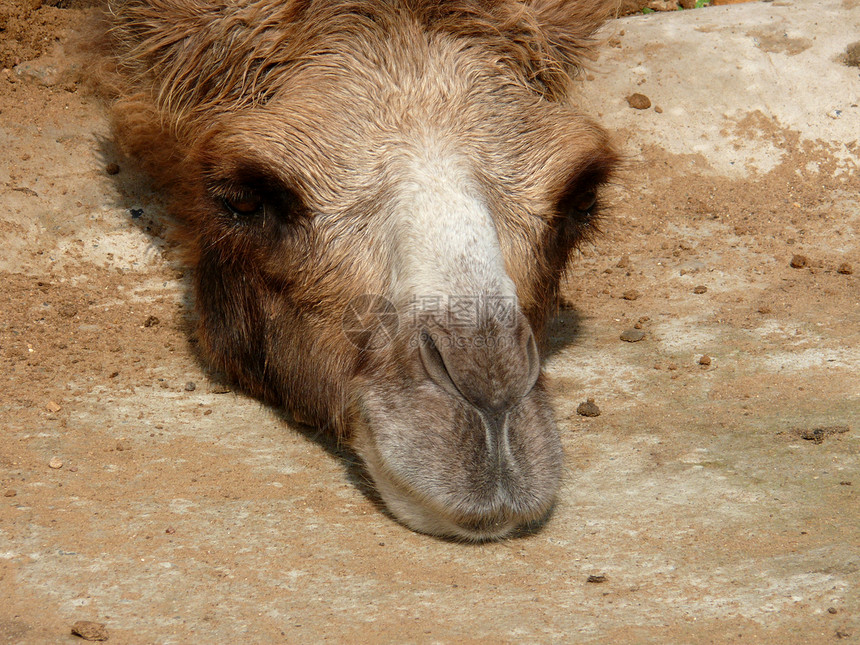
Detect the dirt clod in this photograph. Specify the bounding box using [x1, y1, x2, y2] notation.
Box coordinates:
[828, 607, 838, 614]
[698, 354, 711, 366]
[587, 574, 607, 583]
[184, 381, 197, 391]
[48, 457, 63, 469]
[577, 398, 601, 417]
[693, 285, 707, 294]
[622, 290, 640, 300]
[46, 400, 61, 413]
[626, 93, 651, 109]
[836, 262, 853, 275]
[790, 254, 808, 268]
[143, 315, 160, 327]
[4, 489, 17, 497]
[71, 620, 109, 641]
[620, 328, 645, 342]
[845, 41, 860, 67]
[794, 425, 850, 444]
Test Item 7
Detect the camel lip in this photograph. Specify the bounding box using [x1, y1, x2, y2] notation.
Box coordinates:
[352, 413, 558, 541]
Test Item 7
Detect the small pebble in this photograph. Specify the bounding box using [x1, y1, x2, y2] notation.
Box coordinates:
[184, 381, 197, 392]
[790, 254, 808, 269]
[71, 620, 109, 641]
[143, 315, 160, 327]
[587, 574, 607, 583]
[616, 255, 630, 268]
[828, 607, 838, 614]
[837, 262, 853, 275]
[46, 400, 62, 413]
[620, 328, 645, 342]
[654, 105, 663, 113]
[4, 489, 17, 497]
[757, 305, 772, 314]
[49, 457, 63, 469]
[693, 285, 707, 294]
[165, 527, 176, 534]
[577, 398, 601, 417]
[698, 355, 711, 366]
[105, 162, 120, 176]
[626, 93, 651, 110]
[622, 290, 640, 301]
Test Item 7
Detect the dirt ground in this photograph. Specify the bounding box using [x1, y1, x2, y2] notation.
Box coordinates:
[1, 0, 858, 643]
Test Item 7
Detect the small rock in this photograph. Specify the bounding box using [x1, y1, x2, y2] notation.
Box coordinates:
[71, 620, 109, 641]
[837, 262, 853, 275]
[693, 285, 708, 294]
[840, 481, 852, 486]
[626, 93, 651, 110]
[828, 607, 838, 614]
[790, 254, 808, 269]
[620, 328, 645, 342]
[49, 457, 63, 469]
[58, 303, 78, 318]
[209, 384, 231, 394]
[654, 105, 663, 113]
[757, 305, 772, 314]
[845, 41, 860, 67]
[165, 527, 176, 534]
[105, 163, 120, 176]
[698, 355, 711, 366]
[184, 381, 197, 392]
[622, 290, 640, 301]
[143, 315, 160, 327]
[577, 398, 601, 417]
[647, 0, 677, 11]
[4, 489, 17, 497]
[46, 400, 62, 413]
[586, 574, 607, 583]
[616, 255, 630, 268]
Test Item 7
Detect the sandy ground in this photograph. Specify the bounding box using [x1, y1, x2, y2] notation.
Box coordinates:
[1, 0, 858, 643]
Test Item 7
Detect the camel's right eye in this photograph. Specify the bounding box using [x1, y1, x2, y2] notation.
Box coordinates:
[222, 192, 263, 218]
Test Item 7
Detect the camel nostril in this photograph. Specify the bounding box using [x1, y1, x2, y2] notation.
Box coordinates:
[524, 329, 540, 395]
[417, 317, 541, 413]
[418, 329, 463, 400]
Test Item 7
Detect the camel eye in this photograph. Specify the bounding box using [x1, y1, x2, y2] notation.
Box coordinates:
[570, 189, 597, 215]
[222, 192, 263, 217]
[558, 184, 599, 221]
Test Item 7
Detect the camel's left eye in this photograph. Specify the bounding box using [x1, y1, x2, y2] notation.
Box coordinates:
[222, 193, 263, 217]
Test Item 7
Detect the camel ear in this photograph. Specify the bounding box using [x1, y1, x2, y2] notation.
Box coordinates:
[527, 0, 615, 73]
[447, 0, 615, 100]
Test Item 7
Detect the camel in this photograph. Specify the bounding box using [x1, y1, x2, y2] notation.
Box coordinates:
[98, 0, 619, 540]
